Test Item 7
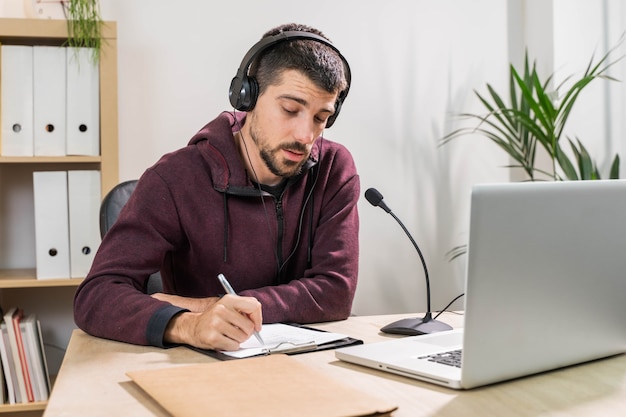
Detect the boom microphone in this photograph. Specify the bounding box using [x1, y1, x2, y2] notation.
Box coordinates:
[365, 188, 453, 336]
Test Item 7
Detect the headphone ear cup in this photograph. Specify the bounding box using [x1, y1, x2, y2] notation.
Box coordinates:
[326, 107, 338, 128]
[230, 76, 259, 112]
[325, 90, 346, 128]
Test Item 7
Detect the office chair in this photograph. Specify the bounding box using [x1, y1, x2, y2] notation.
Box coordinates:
[99, 180, 164, 294]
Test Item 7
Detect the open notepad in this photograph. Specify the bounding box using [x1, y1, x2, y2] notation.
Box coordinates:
[190, 323, 362, 360]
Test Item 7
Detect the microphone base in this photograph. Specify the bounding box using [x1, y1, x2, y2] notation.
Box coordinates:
[380, 317, 453, 336]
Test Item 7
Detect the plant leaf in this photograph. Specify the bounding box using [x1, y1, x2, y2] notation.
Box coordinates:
[610, 154, 621, 179]
[555, 142, 579, 180]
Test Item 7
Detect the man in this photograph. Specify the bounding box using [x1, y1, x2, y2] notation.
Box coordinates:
[73, 23, 360, 352]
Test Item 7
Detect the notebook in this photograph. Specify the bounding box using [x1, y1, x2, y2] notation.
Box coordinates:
[336, 180, 626, 389]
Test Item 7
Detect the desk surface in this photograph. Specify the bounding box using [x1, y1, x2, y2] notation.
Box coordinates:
[44, 313, 626, 417]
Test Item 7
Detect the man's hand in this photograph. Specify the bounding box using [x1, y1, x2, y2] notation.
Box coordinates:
[162, 294, 263, 351]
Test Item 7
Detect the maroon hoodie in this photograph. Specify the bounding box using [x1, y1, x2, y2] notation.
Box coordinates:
[73, 111, 360, 347]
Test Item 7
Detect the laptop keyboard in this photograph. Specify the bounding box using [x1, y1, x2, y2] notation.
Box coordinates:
[418, 349, 463, 368]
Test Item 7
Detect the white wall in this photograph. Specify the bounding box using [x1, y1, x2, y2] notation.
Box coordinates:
[96, 0, 626, 316]
[98, 0, 512, 316]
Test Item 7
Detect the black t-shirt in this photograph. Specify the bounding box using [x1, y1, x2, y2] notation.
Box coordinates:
[256, 179, 288, 198]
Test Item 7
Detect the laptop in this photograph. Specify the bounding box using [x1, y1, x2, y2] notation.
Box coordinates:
[336, 180, 626, 389]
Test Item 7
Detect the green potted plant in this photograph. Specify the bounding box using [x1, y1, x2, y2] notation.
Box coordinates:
[441, 40, 624, 181]
[440, 39, 624, 260]
[65, 0, 104, 63]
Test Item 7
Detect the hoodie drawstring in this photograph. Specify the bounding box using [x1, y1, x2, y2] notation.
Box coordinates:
[307, 192, 314, 268]
[222, 193, 229, 262]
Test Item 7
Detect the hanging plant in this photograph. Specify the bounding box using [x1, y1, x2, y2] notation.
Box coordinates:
[64, 0, 104, 64]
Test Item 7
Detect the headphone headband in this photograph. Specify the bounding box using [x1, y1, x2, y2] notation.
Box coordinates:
[228, 30, 351, 128]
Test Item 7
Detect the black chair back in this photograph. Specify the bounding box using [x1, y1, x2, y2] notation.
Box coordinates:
[100, 179, 138, 237]
[99, 180, 163, 294]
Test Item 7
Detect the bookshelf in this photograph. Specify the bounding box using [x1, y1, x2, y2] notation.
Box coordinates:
[0, 18, 118, 414]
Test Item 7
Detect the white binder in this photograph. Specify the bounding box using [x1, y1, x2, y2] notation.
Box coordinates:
[68, 170, 101, 278]
[33, 171, 71, 279]
[33, 46, 67, 156]
[0, 45, 34, 156]
[66, 48, 100, 156]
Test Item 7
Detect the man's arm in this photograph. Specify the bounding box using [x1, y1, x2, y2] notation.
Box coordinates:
[150, 293, 219, 312]
[76, 169, 263, 350]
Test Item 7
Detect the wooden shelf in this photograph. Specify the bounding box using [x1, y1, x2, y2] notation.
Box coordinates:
[0, 17, 116, 45]
[0, 17, 116, 414]
[0, 401, 46, 413]
[0, 156, 101, 164]
[0, 269, 84, 288]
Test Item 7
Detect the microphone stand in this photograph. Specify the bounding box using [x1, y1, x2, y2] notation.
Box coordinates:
[370, 195, 452, 336]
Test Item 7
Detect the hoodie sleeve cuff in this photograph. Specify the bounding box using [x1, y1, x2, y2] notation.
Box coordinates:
[146, 304, 188, 348]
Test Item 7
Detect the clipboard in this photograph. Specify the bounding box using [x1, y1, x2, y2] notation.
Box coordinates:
[283, 322, 364, 353]
[189, 322, 363, 360]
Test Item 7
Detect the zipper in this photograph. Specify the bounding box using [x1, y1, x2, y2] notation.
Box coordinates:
[275, 197, 284, 282]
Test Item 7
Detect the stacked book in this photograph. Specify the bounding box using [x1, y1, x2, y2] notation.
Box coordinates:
[0, 307, 50, 404]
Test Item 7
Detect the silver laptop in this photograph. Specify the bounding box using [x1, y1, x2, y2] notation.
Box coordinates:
[336, 180, 626, 389]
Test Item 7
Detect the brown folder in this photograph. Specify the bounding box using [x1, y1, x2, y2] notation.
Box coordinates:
[127, 354, 398, 417]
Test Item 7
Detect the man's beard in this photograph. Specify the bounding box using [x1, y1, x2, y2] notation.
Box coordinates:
[250, 126, 310, 178]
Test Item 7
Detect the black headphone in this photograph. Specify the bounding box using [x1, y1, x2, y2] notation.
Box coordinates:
[228, 30, 351, 128]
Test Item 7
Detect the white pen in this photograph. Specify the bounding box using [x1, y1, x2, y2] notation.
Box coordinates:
[217, 273, 265, 346]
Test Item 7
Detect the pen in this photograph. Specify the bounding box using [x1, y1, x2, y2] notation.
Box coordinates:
[217, 273, 265, 346]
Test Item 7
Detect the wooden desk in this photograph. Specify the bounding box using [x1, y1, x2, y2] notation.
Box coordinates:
[43, 313, 626, 417]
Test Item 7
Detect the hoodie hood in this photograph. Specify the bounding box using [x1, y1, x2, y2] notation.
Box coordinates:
[185, 110, 322, 265]
[187, 111, 320, 193]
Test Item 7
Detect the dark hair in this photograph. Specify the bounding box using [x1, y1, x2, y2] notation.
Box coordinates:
[249, 23, 348, 98]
